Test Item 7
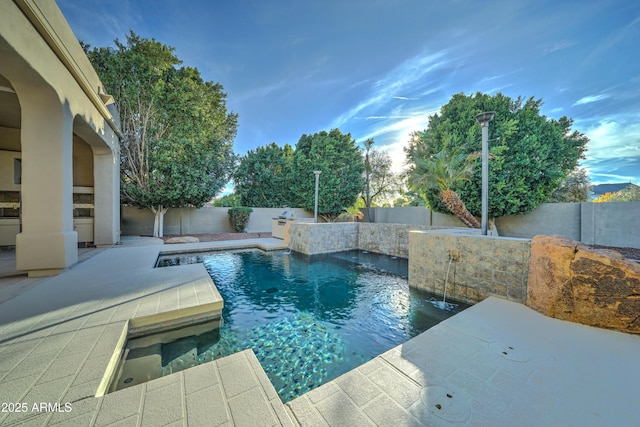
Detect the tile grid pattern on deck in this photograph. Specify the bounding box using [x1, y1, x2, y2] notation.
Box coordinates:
[0, 239, 295, 427]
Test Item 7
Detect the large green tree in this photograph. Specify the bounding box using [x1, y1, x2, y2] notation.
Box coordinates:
[85, 32, 237, 236]
[406, 92, 588, 218]
[289, 129, 365, 221]
[233, 143, 294, 207]
[548, 167, 591, 202]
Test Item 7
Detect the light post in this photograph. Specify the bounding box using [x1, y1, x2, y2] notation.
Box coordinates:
[313, 170, 321, 223]
[474, 111, 495, 236]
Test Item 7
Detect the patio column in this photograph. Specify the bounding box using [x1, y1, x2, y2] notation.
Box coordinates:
[92, 146, 120, 246]
[16, 89, 77, 276]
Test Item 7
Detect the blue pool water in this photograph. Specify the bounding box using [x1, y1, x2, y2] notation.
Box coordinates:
[158, 249, 468, 402]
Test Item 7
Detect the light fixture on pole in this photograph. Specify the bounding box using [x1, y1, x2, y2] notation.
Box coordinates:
[474, 111, 495, 236]
[313, 170, 322, 223]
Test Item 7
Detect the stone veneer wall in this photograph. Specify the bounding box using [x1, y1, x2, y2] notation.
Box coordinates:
[357, 223, 434, 258]
[527, 235, 640, 334]
[289, 222, 438, 257]
[289, 222, 359, 255]
[409, 230, 531, 305]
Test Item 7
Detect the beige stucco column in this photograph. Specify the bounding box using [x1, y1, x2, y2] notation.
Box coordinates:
[16, 89, 78, 276]
[93, 147, 120, 246]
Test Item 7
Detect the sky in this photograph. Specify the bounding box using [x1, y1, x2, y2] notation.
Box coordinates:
[57, 0, 640, 186]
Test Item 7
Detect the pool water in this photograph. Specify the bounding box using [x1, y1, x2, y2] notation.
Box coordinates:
[159, 250, 468, 402]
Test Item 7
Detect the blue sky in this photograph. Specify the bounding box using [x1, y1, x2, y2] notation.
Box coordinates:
[57, 0, 640, 185]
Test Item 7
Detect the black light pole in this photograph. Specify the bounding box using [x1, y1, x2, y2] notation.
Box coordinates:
[474, 112, 495, 235]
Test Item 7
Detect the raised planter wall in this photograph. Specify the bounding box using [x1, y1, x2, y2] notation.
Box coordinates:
[357, 223, 434, 258]
[289, 222, 359, 255]
[288, 222, 439, 257]
[409, 230, 531, 305]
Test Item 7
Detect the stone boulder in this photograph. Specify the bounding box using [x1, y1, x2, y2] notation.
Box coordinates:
[527, 235, 640, 334]
[164, 236, 200, 244]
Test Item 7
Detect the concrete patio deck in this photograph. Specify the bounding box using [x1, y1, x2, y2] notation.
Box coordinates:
[0, 238, 639, 426]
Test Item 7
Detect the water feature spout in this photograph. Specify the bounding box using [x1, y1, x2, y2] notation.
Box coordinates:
[430, 255, 458, 311]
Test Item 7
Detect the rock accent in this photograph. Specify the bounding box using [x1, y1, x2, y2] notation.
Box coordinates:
[164, 236, 200, 244]
[527, 235, 640, 334]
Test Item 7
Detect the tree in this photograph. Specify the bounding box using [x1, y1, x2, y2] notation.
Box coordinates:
[361, 139, 401, 221]
[407, 135, 481, 227]
[611, 185, 640, 201]
[288, 129, 365, 221]
[233, 143, 294, 207]
[212, 193, 241, 207]
[406, 92, 588, 218]
[594, 184, 640, 202]
[548, 167, 591, 202]
[85, 32, 237, 236]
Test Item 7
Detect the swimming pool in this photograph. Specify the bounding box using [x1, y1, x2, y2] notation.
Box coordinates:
[157, 249, 468, 402]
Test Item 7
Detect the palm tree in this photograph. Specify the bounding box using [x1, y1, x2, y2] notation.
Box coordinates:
[407, 140, 480, 228]
[337, 205, 364, 222]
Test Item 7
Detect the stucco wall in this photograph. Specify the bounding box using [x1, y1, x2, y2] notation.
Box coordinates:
[372, 202, 640, 249]
[0, 150, 21, 192]
[580, 202, 640, 248]
[0, 127, 21, 151]
[72, 136, 94, 187]
[121, 206, 313, 235]
[495, 203, 582, 241]
[1, 0, 121, 273]
[119, 202, 639, 249]
[409, 230, 530, 305]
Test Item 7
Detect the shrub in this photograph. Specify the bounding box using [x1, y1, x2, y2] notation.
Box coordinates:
[228, 207, 253, 232]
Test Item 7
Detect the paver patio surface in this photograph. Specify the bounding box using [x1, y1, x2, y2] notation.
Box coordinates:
[287, 296, 640, 426]
[1, 239, 639, 426]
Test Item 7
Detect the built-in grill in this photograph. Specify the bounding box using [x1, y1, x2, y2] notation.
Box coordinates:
[277, 210, 295, 225]
[272, 210, 297, 241]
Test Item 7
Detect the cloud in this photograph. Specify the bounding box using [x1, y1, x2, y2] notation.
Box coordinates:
[365, 115, 413, 120]
[330, 49, 449, 129]
[579, 116, 640, 184]
[58, 0, 140, 47]
[392, 96, 418, 101]
[583, 15, 640, 65]
[540, 39, 576, 56]
[485, 84, 514, 95]
[573, 94, 610, 106]
[584, 118, 640, 155]
[235, 80, 286, 102]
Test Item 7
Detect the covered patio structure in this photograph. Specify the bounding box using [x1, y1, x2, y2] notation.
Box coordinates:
[0, 0, 121, 277]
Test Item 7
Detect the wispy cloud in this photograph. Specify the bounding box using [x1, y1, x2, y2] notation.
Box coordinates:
[540, 39, 576, 56]
[392, 96, 418, 101]
[58, 0, 140, 47]
[485, 84, 514, 95]
[579, 115, 640, 184]
[365, 115, 414, 120]
[573, 94, 610, 106]
[584, 15, 640, 65]
[235, 80, 286, 102]
[331, 49, 449, 129]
